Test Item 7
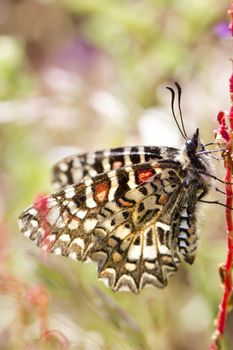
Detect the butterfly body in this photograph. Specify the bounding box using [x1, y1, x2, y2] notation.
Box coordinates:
[18, 129, 213, 293]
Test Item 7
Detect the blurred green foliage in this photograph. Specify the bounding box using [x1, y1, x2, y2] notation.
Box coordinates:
[0, 37, 33, 100]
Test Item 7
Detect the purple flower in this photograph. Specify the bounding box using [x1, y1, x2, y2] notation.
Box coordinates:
[213, 22, 230, 38]
[54, 38, 100, 73]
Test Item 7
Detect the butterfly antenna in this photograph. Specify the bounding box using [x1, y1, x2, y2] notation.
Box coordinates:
[175, 82, 188, 139]
[166, 86, 187, 140]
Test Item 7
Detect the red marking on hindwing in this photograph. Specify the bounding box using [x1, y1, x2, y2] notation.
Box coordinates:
[136, 168, 155, 184]
[94, 181, 110, 203]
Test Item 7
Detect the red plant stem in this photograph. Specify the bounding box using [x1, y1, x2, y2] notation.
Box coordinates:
[210, 117, 233, 349]
[210, 5, 233, 348]
[218, 144, 233, 330]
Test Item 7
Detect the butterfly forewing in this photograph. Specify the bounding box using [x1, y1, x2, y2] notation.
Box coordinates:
[52, 146, 180, 190]
[19, 159, 193, 293]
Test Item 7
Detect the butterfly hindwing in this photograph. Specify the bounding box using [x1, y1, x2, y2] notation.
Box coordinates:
[89, 168, 201, 293]
[91, 180, 184, 292]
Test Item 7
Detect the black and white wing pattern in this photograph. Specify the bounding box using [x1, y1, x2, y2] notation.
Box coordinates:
[19, 159, 200, 294]
[52, 146, 179, 190]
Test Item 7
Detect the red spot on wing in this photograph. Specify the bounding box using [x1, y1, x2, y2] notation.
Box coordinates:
[136, 168, 155, 184]
[33, 194, 51, 250]
[94, 181, 110, 203]
[34, 194, 48, 214]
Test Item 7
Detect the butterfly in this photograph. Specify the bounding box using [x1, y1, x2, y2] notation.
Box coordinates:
[18, 83, 213, 294]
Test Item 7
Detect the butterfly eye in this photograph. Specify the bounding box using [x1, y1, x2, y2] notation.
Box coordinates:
[186, 139, 197, 153]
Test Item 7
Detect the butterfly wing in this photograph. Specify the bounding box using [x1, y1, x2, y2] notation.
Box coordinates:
[52, 146, 179, 190]
[91, 183, 185, 293]
[19, 160, 198, 293]
[19, 161, 161, 250]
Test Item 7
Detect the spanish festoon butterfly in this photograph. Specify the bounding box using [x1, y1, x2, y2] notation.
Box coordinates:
[18, 83, 214, 294]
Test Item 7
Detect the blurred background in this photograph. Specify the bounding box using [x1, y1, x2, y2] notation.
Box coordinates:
[0, 0, 232, 349]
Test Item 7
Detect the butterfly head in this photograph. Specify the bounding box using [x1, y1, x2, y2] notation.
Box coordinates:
[182, 128, 213, 174]
[185, 128, 204, 156]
